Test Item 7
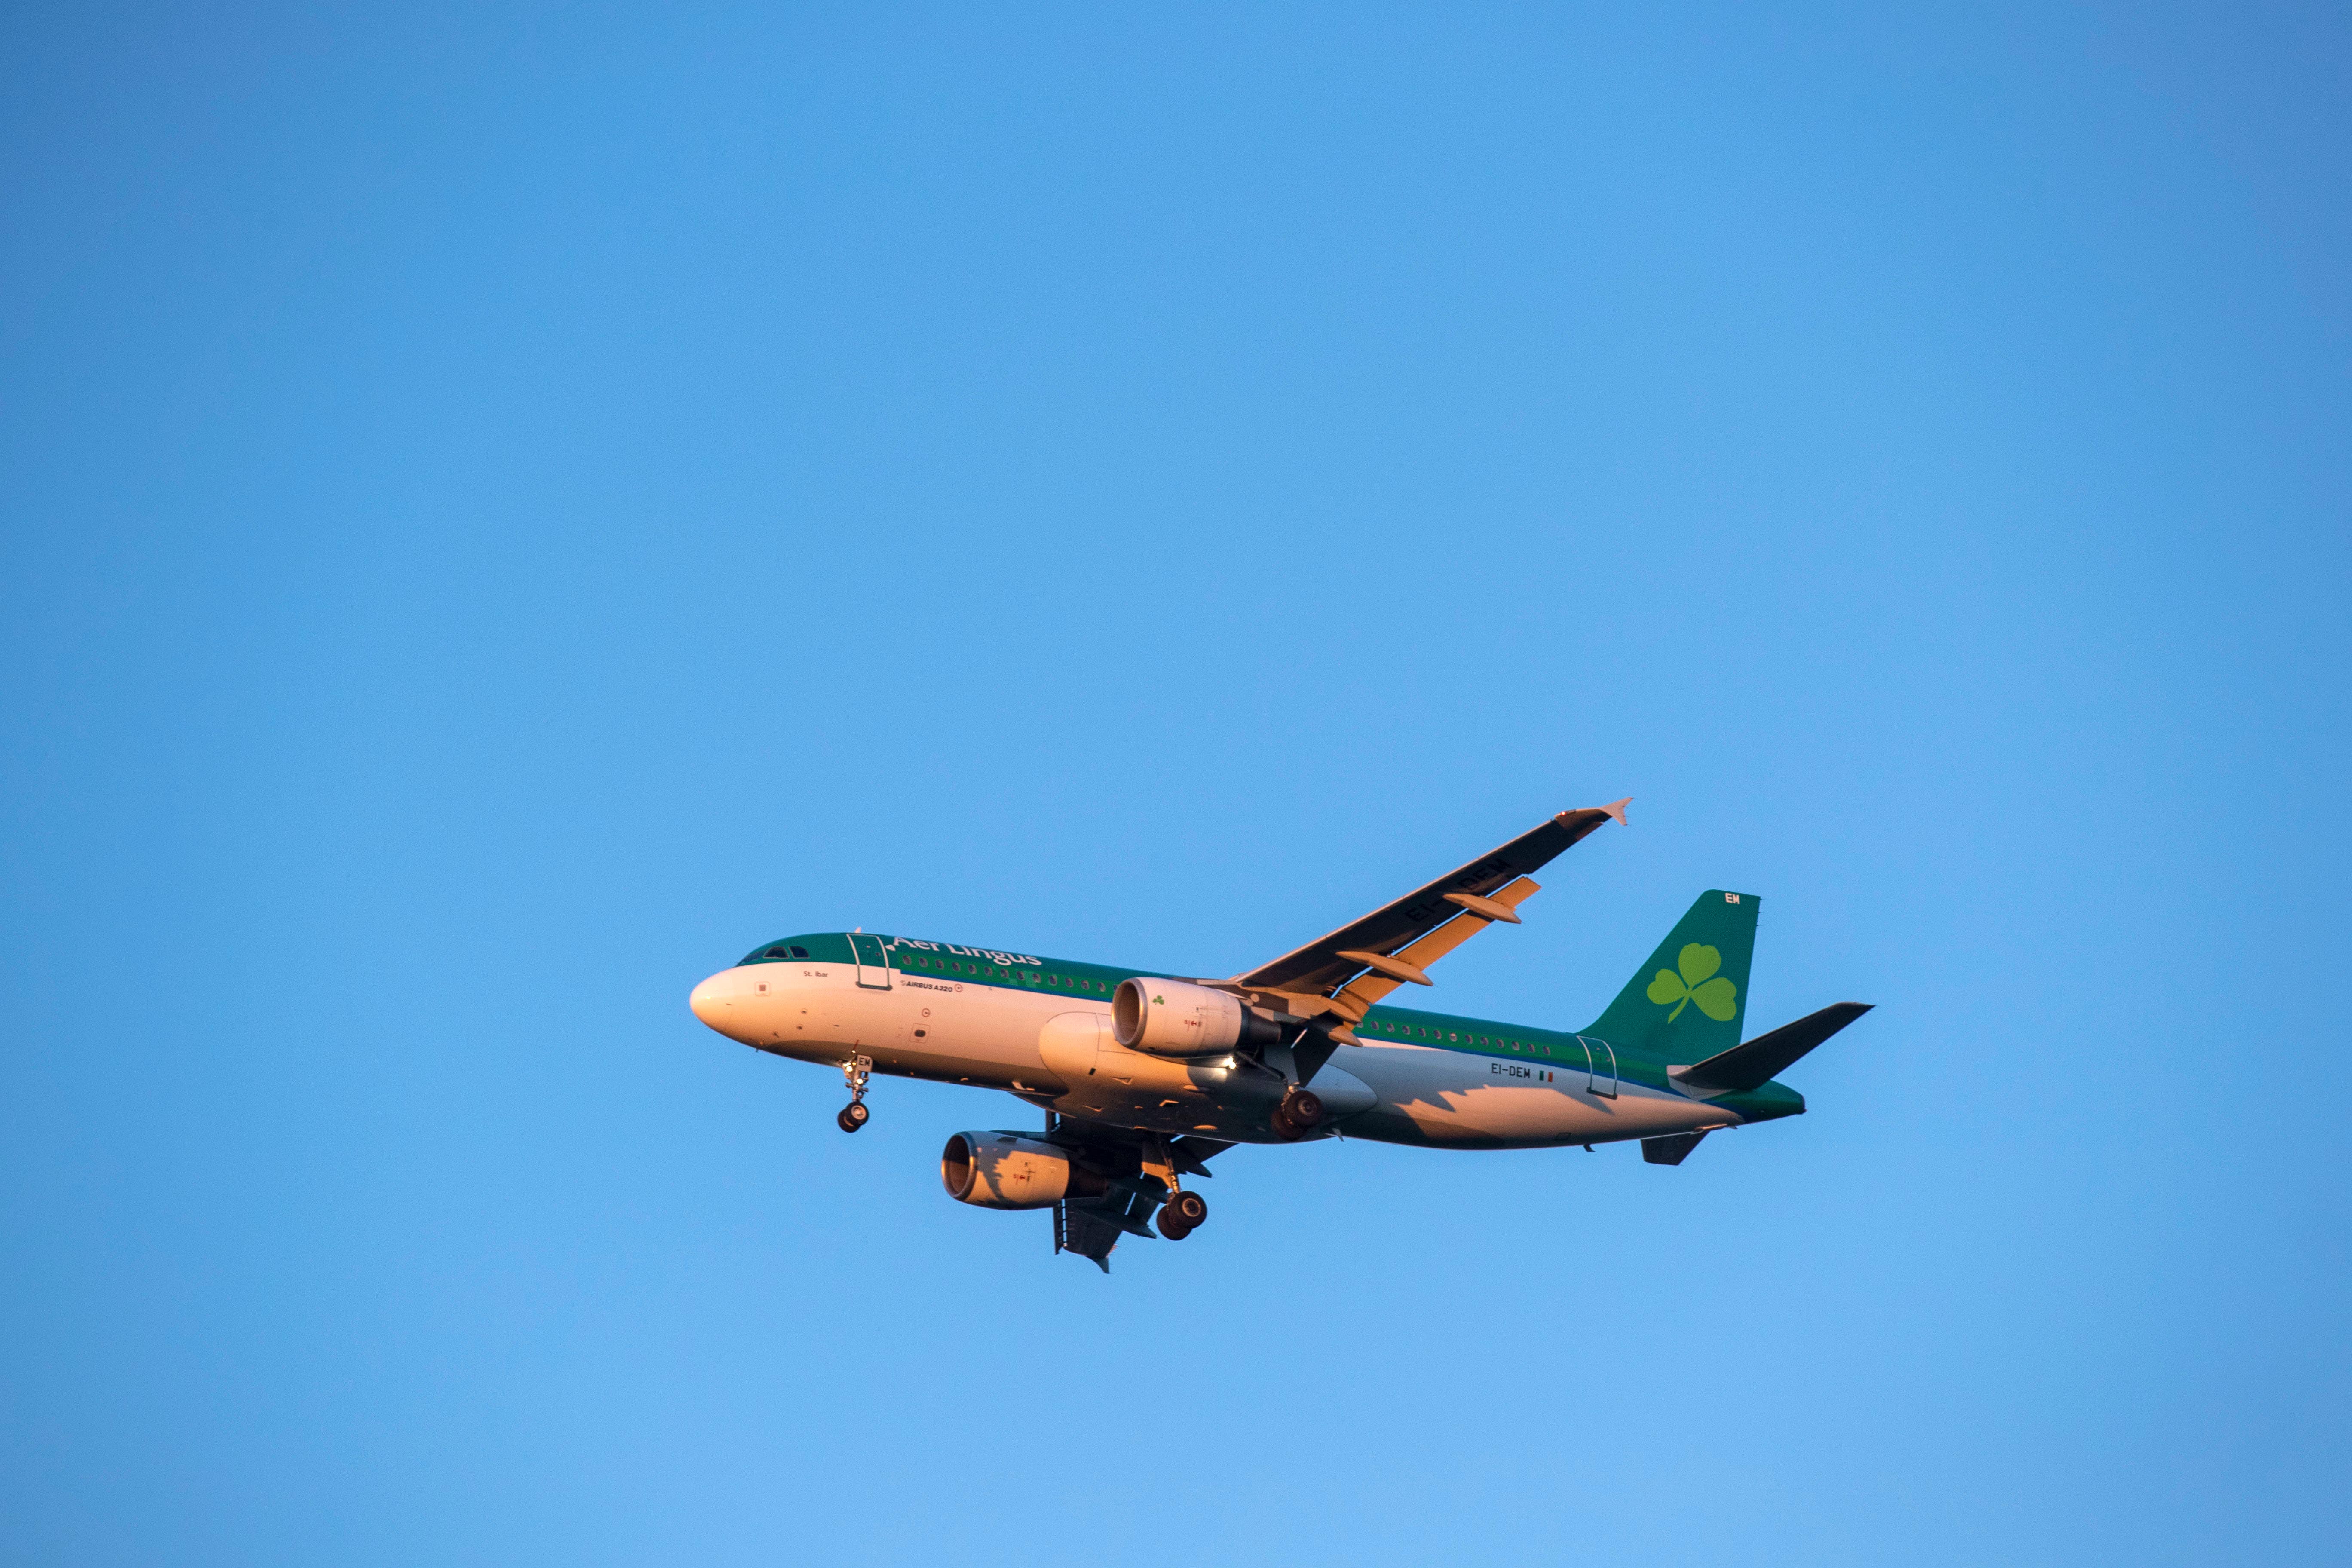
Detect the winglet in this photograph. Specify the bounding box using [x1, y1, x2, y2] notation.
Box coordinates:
[1599, 798, 1631, 827]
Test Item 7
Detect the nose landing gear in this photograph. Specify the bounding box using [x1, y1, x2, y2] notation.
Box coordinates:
[836, 1054, 874, 1133]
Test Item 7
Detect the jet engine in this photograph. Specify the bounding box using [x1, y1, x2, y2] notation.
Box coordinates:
[1112, 977, 1283, 1059]
[940, 1132, 1108, 1210]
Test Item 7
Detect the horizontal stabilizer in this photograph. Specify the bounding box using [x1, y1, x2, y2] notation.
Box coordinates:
[1642, 1131, 1709, 1166]
[1673, 1002, 1872, 1094]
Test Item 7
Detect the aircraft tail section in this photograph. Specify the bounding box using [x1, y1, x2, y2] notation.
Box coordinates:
[1581, 890, 1761, 1063]
[1674, 1002, 1873, 1093]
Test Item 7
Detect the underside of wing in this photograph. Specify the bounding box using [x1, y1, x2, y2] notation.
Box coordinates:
[1043, 1113, 1234, 1272]
[1053, 1200, 1132, 1272]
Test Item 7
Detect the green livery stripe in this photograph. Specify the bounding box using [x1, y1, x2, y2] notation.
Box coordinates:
[742, 931, 1139, 998]
[736, 913, 1803, 1125]
[1349, 1002, 1798, 1121]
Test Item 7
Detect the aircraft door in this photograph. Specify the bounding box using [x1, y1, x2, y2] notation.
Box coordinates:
[1577, 1035, 1619, 1099]
[850, 933, 893, 990]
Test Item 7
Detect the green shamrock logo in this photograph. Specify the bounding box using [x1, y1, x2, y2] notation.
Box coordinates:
[1647, 943, 1738, 1023]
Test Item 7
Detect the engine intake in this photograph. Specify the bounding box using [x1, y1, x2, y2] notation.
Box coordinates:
[1112, 977, 1284, 1059]
[940, 1132, 1107, 1210]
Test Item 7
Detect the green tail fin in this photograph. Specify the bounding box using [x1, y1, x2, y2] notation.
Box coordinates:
[1582, 890, 1761, 1063]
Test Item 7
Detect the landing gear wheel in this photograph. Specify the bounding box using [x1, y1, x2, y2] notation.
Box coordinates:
[1166, 1190, 1208, 1228]
[1156, 1211, 1194, 1241]
[837, 1101, 870, 1133]
[1272, 1087, 1326, 1142]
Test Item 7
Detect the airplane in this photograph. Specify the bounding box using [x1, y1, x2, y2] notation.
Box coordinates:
[687, 802, 1870, 1271]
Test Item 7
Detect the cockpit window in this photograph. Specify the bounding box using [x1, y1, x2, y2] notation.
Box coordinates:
[743, 942, 815, 964]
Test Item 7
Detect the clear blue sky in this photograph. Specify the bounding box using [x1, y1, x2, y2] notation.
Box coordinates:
[4, 4, 2347, 1563]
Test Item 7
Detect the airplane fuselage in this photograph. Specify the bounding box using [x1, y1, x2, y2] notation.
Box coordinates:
[689, 933, 1802, 1149]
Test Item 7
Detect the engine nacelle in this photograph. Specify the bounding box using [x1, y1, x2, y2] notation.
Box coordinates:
[1112, 977, 1284, 1059]
[940, 1132, 1108, 1210]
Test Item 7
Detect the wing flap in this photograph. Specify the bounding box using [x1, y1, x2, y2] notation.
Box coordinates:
[1167, 1136, 1234, 1178]
[1054, 1201, 1126, 1272]
[1327, 875, 1544, 1022]
[1237, 803, 1625, 995]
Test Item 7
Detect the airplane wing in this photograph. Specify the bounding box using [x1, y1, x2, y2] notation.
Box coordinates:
[1054, 1200, 1133, 1273]
[1045, 1116, 1234, 1272]
[1231, 802, 1629, 1018]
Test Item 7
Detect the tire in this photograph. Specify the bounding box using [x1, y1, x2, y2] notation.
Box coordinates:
[837, 1103, 869, 1133]
[1168, 1190, 1208, 1227]
[1285, 1089, 1325, 1127]
[1156, 1212, 1194, 1241]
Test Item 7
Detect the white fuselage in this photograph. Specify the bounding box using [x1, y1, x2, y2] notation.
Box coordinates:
[689, 959, 1744, 1149]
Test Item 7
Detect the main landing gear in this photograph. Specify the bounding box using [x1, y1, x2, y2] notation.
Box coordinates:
[1270, 1086, 1326, 1142]
[1145, 1134, 1211, 1241]
[1157, 1188, 1209, 1241]
[836, 1054, 873, 1133]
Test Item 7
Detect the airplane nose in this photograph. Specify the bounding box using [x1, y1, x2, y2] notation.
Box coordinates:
[689, 972, 731, 1028]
